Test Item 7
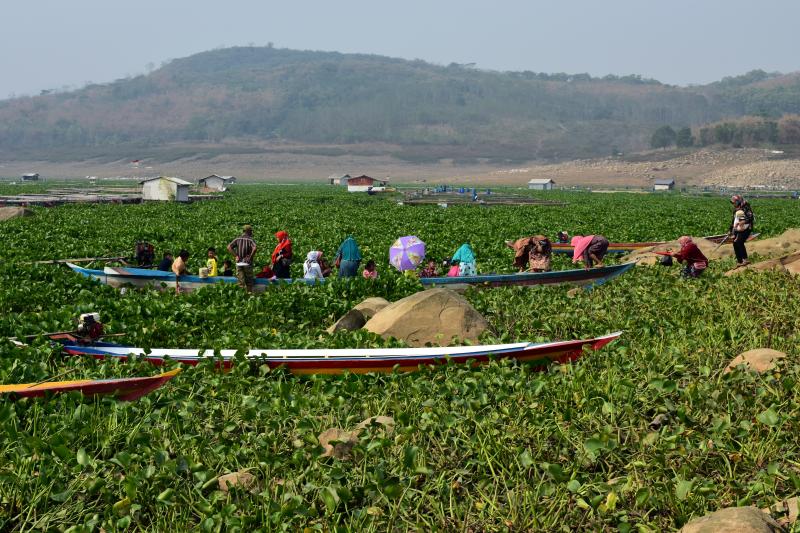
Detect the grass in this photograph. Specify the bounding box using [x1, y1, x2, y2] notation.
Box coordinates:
[0, 186, 798, 531]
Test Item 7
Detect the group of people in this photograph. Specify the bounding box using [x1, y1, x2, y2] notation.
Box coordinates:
[511, 233, 611, 272]
[152, 194, 755, 292]
[157, 229, 384, 293]
[662, 194, 755, 278]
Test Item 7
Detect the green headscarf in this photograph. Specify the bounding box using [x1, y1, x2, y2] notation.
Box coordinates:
[336, 236, 362, 262]
[452, 243, 476, 264]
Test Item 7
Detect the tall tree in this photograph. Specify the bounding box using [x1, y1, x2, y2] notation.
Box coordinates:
[651, 126, 677, 149]
[675, 127, 694, 147]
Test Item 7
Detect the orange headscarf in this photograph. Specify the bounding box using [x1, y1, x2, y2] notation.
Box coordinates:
[272, 231, 292, 263]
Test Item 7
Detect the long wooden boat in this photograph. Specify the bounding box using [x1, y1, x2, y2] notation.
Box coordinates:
[505, 233, 759, 254]
[420, 262, 634, 289]
[0, 369, 180, 401]
[53, 333, 621, 374]
[67, 263, 320, 293]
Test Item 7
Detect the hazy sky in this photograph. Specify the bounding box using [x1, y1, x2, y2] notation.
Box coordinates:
[3, 0, 799, 98]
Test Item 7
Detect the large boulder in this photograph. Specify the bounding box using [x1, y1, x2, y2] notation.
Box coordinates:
[353, 297, 390, 320]
[0, 207, 34, 222]
[679, 506, 783, 533]
[326, 309, 367, 334]
[363, 288, 489, 347]
[726, 348, 786, 374]
[326, 297, 391, 334]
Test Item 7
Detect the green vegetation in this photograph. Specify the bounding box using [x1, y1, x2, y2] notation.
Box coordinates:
[3, 47, 800, 161]
[1, 186, 799, 531]
[650, 126, 677, 149]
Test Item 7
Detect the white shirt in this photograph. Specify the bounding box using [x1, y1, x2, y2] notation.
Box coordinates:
[303, 262, 324, 280]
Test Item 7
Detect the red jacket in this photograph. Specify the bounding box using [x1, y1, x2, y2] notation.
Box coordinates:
[674, 242, 708, 269]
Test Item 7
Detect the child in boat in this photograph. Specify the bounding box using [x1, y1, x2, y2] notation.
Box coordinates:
[672, 236, 708, 278]
[419, 259, 439, 278]
[221, 259, 234, 277]
[451, 244, 477, 276]
[171, 249, 190, 294]
[206, 247, 218, 276]
[255, 263, 276, 280]
[157, 251, 173, 272]
[362, 260, 378, 279]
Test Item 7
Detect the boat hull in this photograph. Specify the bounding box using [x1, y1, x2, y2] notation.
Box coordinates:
[66, 264, 320, 293]
[506, 234, 759, 253]
[56, 333, 621, 375]
[420, 263, 634, 289]
[0, 369, 180, 401]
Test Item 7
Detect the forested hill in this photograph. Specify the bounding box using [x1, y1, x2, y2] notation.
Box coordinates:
[2, 46, 800, 161]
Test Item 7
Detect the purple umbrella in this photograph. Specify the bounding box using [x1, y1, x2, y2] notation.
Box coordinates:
[389, 236, 426, 271]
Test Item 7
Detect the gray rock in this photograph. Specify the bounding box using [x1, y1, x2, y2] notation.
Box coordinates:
[680, 506, 783, 533]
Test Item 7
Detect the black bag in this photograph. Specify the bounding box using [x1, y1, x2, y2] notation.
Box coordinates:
[660, 255, 673, 267]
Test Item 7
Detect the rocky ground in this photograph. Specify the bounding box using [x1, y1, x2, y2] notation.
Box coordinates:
[1, 145, 798, 189]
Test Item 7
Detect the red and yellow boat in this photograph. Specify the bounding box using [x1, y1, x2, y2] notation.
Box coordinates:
[54, 333, 621, 375]
[0, 369, 180, 401]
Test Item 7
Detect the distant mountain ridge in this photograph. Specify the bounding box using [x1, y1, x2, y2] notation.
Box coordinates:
[1, 46, 799, 161]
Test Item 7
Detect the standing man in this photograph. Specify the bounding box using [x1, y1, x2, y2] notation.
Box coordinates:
[227, 225, 257, 292]
[730, 195, 754, 267]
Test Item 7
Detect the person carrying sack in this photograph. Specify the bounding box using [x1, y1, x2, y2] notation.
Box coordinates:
[729, 195, 754, 267]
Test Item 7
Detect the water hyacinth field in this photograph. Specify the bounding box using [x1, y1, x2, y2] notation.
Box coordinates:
[1, 185, 799, 531]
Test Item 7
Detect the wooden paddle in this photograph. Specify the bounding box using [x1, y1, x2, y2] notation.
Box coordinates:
[712, 233, 732, 253]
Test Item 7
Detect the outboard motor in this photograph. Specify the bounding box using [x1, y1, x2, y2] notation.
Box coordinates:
[76, 313, 104, 342]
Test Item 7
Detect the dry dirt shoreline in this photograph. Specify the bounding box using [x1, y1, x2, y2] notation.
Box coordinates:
[1, 146, 798, 189]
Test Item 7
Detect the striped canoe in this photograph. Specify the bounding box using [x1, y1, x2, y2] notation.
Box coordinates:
[420, 262, 634, 289]
[67, 262, 634, 291]
[55, 333, 622, 375]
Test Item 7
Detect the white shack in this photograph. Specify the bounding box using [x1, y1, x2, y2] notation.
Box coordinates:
[198, 174, 236, 191]
[528, 178, 555, 190]
[140, 176, 191, 202]
[21, 173, 40, 182]
[653, 178, 676, 191]
[328, 174, 351, 186]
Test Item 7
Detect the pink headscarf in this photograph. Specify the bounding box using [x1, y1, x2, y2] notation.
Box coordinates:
[678, 236, 692, 246]
[571, 235, 594, 263]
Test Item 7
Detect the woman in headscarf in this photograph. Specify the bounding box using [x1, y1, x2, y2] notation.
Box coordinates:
[512, 235, 552, 272]
[671, 236, 708, 278]
[571, 235, 609, 269]
[303, 251, 325, 280]
[729, 195, 754, 267]
[528, 235, 552, 272]
[334, 236, 362, 278]
[451, 243, 477, 277]
[272, 231, 293, 279]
